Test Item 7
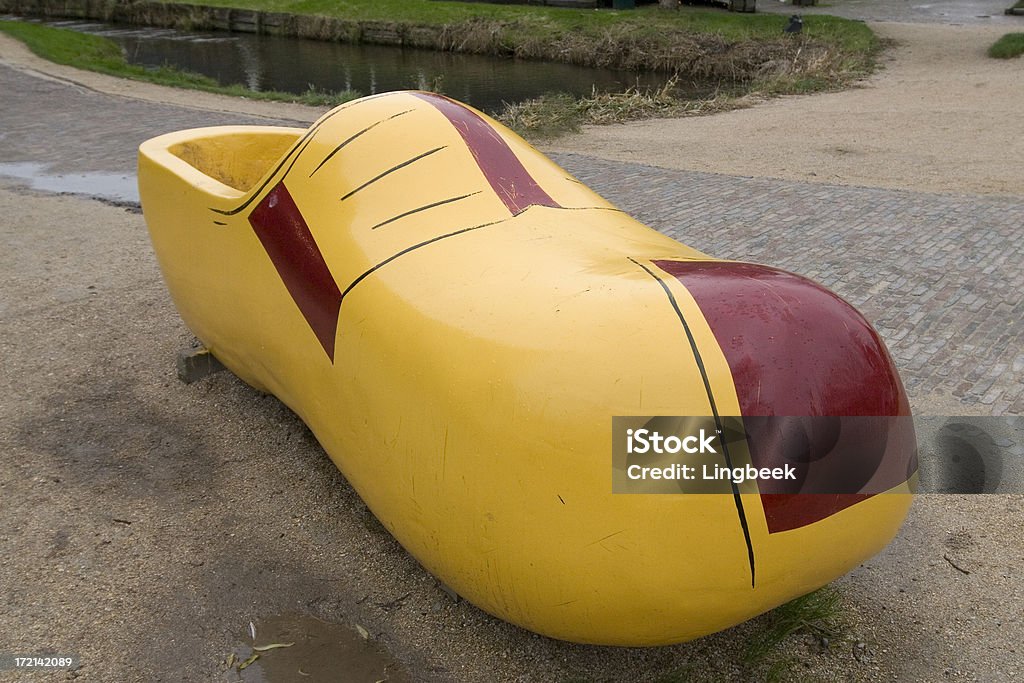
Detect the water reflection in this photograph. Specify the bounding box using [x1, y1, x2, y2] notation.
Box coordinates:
[232, 613, 412, 683]
[43, 19, 671, 113]
[0, 161, 138, 204]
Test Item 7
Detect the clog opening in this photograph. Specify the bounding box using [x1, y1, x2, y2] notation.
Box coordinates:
[168, 130, 301, 193]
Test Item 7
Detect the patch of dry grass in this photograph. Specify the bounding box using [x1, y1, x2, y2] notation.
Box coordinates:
[499, 34, 865, 139]
[499, 77, 741, 138]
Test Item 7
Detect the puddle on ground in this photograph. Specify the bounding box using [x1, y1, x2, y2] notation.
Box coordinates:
[229, 613, 412, 682]
[0, 161, 138, 204]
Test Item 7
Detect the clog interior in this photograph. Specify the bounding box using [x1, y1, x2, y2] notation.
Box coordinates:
[169, 130, 300, 192]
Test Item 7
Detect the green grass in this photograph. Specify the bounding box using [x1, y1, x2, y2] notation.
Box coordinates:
[592, 587, 845, 683]
[743, 587, 843, 671]
[0, 19, 360, 105]
[166, 0, 813, 37]
[988, 32, 1024, 59]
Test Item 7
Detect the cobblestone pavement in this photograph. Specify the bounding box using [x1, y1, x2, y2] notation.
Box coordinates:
[758, 0, 1020, 25]
[0, 66, 302, 175]
[557, 154, 1024, 416]
[1, 63, 1020, 416]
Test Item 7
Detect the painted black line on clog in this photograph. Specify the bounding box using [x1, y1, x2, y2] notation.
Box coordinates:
[629, 256, 757, 589]
[339, 146, 447, 202]
[309, 108, 415, 178]
[370, 192, 481, 230]
[210, 92, 394, 217]
[338, 217, 510, 309]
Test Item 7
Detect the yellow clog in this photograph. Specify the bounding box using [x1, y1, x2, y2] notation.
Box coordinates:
[138, 92, 916, 646]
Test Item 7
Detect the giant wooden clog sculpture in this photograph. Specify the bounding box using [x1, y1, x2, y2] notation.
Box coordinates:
[138, 92, 917, 646]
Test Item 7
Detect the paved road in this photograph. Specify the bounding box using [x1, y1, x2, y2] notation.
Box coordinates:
[0, 66, 300, 174]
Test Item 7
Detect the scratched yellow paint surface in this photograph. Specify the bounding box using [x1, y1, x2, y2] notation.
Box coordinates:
[138, 93, 912, 645]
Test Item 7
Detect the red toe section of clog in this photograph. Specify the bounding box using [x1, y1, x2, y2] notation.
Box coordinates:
[652, 260, 917, 533]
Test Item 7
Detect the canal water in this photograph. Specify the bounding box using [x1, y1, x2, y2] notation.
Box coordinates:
[34, 19, 671, 113]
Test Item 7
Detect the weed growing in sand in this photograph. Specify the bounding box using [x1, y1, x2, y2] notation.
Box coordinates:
[743, 586, 843, 671]
[627, 587, 844, 683]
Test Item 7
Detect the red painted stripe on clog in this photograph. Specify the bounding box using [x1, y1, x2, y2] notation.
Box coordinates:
[249, 182, 342, 361]
[412, 92, 560, 215]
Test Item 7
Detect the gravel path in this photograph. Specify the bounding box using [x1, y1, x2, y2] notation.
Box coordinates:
[0, 15, 1022, 683]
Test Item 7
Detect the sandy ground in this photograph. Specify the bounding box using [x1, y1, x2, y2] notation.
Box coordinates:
[1, 13, 1023, 683]
[549, 22, 1024, 197]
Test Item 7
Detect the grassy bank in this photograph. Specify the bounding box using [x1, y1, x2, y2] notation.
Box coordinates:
[0, 19, 360, 105]
[151, 0, 872, 45]
[149, 0, 879, 78]
[988, 32, 1024, 59]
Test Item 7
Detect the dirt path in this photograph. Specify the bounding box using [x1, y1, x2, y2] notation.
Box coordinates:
[549, 22, 1024, 197]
